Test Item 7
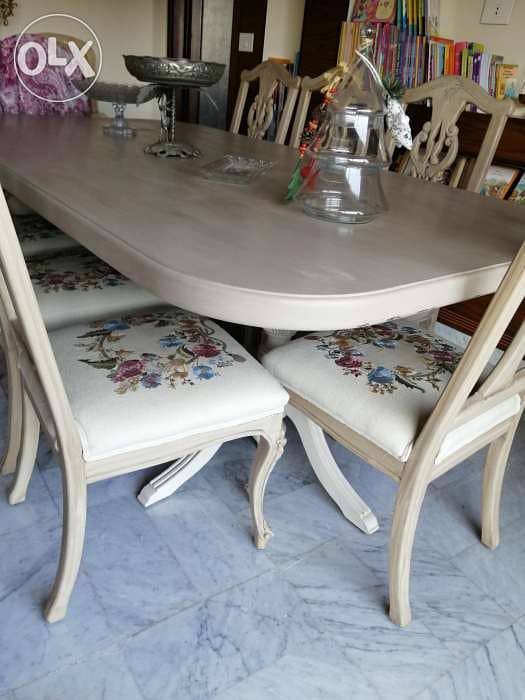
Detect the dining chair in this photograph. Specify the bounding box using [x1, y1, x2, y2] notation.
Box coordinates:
[0, 244, 163, 479]
[289, 63, 349, 149]
[263, 243, 525, 626]
[14, 213, 80, 258]
[392, 76, 516, 193]
[230, 60, 301, 144]
[0, 187, 288, 622]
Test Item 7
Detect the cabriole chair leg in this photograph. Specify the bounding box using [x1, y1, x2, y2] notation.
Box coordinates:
[389, 468, 429, 627]
[481, 415, 521, 550]
[44, 462, 87, 623]
[248, 421, 286, 550]
[1, 345, 23, 476]
[8, 389, 39, 504]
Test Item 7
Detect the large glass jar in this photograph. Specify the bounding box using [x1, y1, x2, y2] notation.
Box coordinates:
[301, 36, 390, 224]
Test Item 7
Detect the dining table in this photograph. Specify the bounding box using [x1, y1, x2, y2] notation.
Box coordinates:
[0, 114, 524, 532]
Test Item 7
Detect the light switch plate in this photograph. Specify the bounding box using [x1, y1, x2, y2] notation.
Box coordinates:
[480, 0, 515, 24]
[238, 32, 254, 53]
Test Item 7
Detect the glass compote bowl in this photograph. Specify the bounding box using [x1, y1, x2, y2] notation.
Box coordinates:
[123, 56, 225, 158]
[75, 81, 159, 138]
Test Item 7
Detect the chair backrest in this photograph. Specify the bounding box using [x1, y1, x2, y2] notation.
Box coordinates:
[0, 187, 82, 461]
[397, 76, 515, 193]
[410, 242, 525, 470]
[0, 33, 93, 116]
[40, 33, 98, 113]
[289, 63, 350, 149]
[230, 60, 301, 145]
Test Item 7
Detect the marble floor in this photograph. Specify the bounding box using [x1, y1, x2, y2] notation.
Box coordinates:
[0, 384, 524, 699]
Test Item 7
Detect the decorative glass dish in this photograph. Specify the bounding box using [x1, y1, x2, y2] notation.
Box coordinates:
[199, 155, 274, 185]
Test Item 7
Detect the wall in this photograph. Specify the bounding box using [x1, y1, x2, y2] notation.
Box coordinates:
[263, 0, 305, 63]
[1, 0, 167, 118]
[440, 0, 525, 90]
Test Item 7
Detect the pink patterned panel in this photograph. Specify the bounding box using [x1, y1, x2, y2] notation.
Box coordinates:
[0, 34, 91, 115]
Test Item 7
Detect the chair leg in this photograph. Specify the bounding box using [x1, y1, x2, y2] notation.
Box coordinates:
[248, 419, 286, 550]
[0, 345, 23, 476]
[44, 460, 87, 623]
[287, 404, 379, 535]
[389, 468, 429, 627]
[481, 415, 521, 550]
[8, 389, 40, 505]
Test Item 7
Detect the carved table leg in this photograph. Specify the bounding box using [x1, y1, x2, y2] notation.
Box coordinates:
[287, 404, 379, 535]
[137, 443, 221, 507]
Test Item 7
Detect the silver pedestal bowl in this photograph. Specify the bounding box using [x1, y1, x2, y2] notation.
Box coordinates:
[124, 56, 225, 158]
[75, 81, 159, 138]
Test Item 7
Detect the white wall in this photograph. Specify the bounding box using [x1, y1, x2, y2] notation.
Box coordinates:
[440, 0, 525, 90]
[263, 0, 306, 63]
[1, 0, 167, 118]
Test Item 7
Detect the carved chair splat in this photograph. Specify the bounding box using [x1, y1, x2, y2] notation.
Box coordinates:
[230, 60, 301, 145]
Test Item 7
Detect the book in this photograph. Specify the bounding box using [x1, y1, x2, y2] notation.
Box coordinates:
[479, 166, 520, 199]
[509, 172, 525, 205]
[352, 0, 396, 23]
[496, 64, 519, 99]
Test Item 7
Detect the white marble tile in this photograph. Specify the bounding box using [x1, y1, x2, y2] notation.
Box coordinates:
[147, 482, 274, 597]
[0, 470, 57, 537]
[82, 496, 201, 637]
[241, 482, 362, 567]
[12, 649, 143, 700]
[0, 525, 116, 692]
[411, 556, 512, 659]
[214, 651, 380, 700]
[124, 570, 318, 700]
[453, 522, 525, 619]
[282, 538, 457, 698]
[418, 618, 525, 699]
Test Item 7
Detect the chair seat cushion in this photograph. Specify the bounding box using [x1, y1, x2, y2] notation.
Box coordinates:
[28, 249, 162, 330]
[14, 214, 80, 257]
[49, 308, 288, 462]
[262, 322, 520, 463]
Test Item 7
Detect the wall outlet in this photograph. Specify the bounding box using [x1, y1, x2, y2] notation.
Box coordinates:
[238, 32, 254, 53]
[480, 0, 515, 25]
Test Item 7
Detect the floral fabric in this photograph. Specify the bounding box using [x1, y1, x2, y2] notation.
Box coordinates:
[0, 34, 90, 115]
[306, 322, 462, 395]
[14, 214, 62, 243]
[28, 250, 126, 293]
[75, 310, 247, 394]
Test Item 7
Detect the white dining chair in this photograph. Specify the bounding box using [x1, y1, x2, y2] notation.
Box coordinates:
[263, 243, 525, 626]
[0, 242, 164, 480]
[14, 213, 80, 257]
[0, 187, 288, 622]
[289, 63, 349, 149]
[230, 60, 301, 144]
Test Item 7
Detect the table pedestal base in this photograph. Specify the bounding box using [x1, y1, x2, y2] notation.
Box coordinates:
[137, 443, 221, 507]
[137, 329, 378, 536]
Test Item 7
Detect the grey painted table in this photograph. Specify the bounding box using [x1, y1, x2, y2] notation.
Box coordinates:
[0, 116, 523, 524]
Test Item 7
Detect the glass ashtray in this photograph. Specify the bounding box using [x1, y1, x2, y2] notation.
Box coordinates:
[199, 155, 274, 185]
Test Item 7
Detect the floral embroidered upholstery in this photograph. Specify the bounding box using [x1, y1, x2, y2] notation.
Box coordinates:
[306, 323, 462, 395]
[48, 309, 288, 461]
[76, 311, 248, 394]
[14, 214, 80, 257]
[27, 249, 162, 331]
[263, 322, 467, 462]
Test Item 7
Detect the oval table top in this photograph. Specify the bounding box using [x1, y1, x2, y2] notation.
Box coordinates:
[0, 115, 524, 330]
